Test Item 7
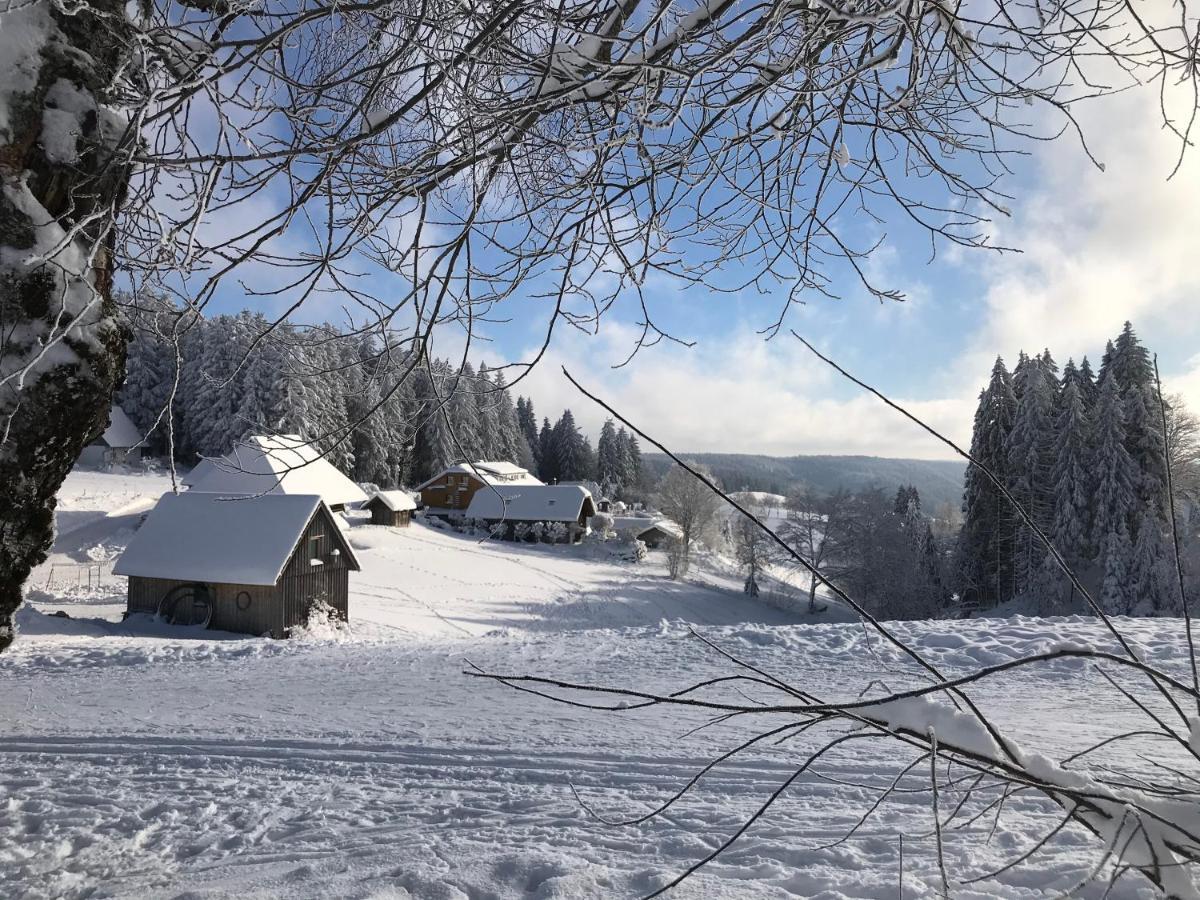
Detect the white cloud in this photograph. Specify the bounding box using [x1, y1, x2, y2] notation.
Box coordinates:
[951, 85, 1200, 406]
[515, 322, 975, 460]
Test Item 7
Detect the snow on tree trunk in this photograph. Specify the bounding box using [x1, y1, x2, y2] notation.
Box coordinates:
[0, 0, 133, 649]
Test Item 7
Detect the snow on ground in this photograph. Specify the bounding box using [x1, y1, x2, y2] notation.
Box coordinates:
[0, 470, 1192, 898]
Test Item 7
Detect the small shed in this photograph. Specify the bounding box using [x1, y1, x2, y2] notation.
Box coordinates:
[365, 490, 416, 527]
[79, 404, 142, 467]
[114, 492, 360, 638]
[613, 516, 682, 550]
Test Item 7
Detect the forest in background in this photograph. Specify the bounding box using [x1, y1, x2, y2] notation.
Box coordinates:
[117, 301, 648, 499]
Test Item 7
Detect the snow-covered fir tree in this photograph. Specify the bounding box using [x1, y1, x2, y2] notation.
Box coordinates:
[516, 398, 541, 465]
[537, 418, 556, 482]
[959, 357, 1017, 607]
[596, 419, 623, 496]
[1047, 376, 1092, 595]
[550, 410, 591, 482]
[1100, 526, 1134, 616]
[1089, 375, 1138, 583]
[617, 427, 644, 500]
[1130, 510, 1173, 615]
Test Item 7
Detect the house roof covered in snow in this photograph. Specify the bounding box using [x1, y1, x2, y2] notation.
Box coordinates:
[612, 516, 683, 540]
[415, 461, 543, 490]
[114, 492, 360, 586]
[95, 405, 142, 449]
[464, 484, 595, 523]
[367, 489, 417, 512]
[185, 435, 369, 507]
[181, 457, 217, 487]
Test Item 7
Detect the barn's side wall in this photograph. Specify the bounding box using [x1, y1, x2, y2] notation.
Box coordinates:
[276, 507, 351, 631]
[368, 503, 412, 526]
[127, 575, 281, 636]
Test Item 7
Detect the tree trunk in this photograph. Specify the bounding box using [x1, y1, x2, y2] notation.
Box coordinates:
[0, 0, 132, 650]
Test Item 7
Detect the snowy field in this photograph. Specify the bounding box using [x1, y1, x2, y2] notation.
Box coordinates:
[0, 470, 1192, 898]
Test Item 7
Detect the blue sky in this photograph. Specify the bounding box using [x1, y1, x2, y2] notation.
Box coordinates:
[204, 82, 1200, 461]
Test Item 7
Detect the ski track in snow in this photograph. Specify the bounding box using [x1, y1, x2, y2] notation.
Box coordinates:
[0, 470, 1187, 898]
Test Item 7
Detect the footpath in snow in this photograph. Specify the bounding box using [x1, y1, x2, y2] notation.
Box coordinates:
[0, 469, 1187, 898]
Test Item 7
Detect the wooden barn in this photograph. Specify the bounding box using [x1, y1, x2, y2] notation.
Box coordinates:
[417, 461, 543, 512]
[365, 490, 416, 526]
[78, 404, 143, 468]
[114, 492, 360, 638]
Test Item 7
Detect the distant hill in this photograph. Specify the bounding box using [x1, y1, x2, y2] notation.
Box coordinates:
[643, 453, 966, 510]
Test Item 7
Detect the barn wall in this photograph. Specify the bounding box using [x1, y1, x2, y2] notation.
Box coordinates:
[277, 507, 352, 631]
[127, 576, 280, 636]
[78, 445, 109, 468]
[368, 502, 410, 526]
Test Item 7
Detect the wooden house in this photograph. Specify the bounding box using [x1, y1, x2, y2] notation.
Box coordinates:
[464, 484, 596, 543]
[185, 434, 368, 512]
[417, 461, 543, 512]
[365, 490, 416, 526]
[114, 492, 360, 638]
[79, 404, 142, 467]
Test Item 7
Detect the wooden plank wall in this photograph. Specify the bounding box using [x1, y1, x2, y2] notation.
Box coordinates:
[127, 576, 279, 636]
[277, 506, 351, 631]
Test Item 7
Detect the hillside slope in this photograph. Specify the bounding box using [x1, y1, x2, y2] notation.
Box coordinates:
[644, 453, 965, 508]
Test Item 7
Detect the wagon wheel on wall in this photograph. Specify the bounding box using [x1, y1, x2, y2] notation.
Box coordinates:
[157, 583, 213, 628]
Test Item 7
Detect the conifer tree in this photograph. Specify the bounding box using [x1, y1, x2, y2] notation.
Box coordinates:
[596, 419, 623, 495]
[447, 362, 483, 460]
[118, 327, 174, 455]
[538, 418, 556, 482]
[1090, 376, 1137, 564]
[492, 372, 534, 469]
[1049, 379, 1092, 567]
[1038, 348, 1060, 402]
[551, 410, 588, 481]
[1097, 340, 1116, 391]
[958, 357, 1017, 606]
[517, 397, 541, 465]
[473, 364, 502, 459]
[410, 361, 459, 481]
[618, 427, 644, 500]
[1109, 321, 1154, 394]
[1077, 357, 1097, 409]
[1130, 510, 1172, 615]
[1100, 526, 1134, 616]
[1006, 354, 1055, 597]
[1123, 384, 1171, 528]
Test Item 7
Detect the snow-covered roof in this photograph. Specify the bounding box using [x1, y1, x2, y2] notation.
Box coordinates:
[181, 457, 217, 487]
[96, 405, 142, 449]
[416, 461, 543, 490]
[185, 435, 369, 507]
[114, 492, 360, 586]
[464, 484, 594, 523]
[612, 516, 683, 540]
[368, 490, 417, 512]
